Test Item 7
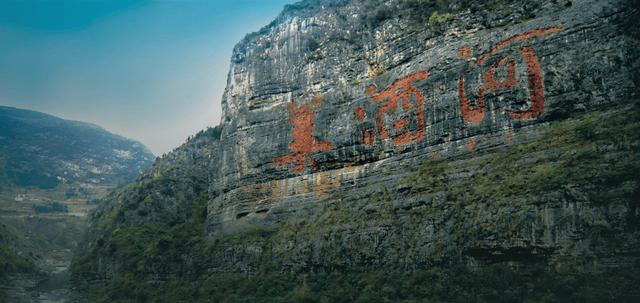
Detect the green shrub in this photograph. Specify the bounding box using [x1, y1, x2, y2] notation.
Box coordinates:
[428, 11, 454, 26]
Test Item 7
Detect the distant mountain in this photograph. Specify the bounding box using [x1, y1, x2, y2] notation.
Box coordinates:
[0, 106, 155, 300]
[0, 106, 154, 192]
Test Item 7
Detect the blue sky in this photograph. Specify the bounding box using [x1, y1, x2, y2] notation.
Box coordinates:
[0, 0, 294, 155]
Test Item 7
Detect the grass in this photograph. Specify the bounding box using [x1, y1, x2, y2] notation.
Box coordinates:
[85, 261, 640, 303]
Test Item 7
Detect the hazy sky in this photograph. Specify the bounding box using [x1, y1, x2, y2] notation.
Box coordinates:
[0, 0, 294, 155]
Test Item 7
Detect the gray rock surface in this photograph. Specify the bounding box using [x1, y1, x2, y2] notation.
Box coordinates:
[74, 0, 640, 299]
[207, 0, 638, 246]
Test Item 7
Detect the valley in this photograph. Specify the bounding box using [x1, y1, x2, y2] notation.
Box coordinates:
[1, 185, 97, 302]
[0, 106, 154, 302]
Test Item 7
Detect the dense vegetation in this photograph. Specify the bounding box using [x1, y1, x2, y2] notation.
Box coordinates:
[73, 101, 640, 302]
[83, 262, 640, 303]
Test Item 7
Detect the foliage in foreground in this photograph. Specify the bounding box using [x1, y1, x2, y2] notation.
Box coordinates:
[88, 262, 640, 303]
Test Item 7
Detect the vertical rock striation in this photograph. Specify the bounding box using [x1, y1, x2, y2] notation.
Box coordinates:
[206, 0, 639, 268]
[75, 0, 640, 301]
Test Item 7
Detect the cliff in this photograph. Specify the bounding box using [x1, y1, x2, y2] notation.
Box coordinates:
[74, 0, 640, 301]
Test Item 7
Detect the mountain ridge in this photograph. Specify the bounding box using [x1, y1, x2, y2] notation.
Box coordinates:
[0, 105, 154, 190]
[0, 105, 147, 149]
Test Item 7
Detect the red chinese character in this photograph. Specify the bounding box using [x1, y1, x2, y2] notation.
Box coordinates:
[274, 95, 333, 173]
[365, 70, 429, 146]
[353, 106, 375, 146]
[458, 25, 562, 123]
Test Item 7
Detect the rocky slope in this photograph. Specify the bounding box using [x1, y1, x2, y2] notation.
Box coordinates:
[75, 0, 640, 301]
[0, 106, 154, 302]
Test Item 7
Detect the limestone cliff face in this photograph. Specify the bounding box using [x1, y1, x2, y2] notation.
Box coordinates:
[75, 0, 640, 298]
[207, 0, 638, 261]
